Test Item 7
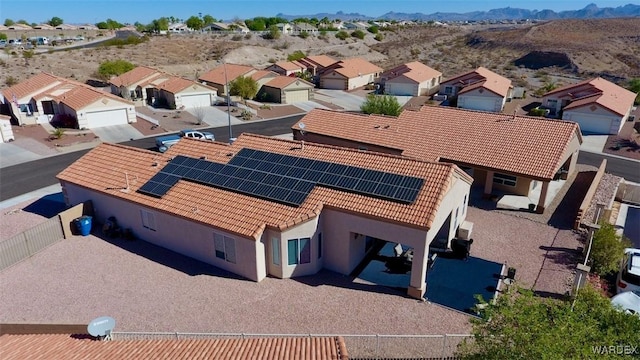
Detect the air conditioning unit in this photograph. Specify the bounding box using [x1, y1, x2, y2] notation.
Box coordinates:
[457, 220, 474, 240]
[628, 115, 635, 122]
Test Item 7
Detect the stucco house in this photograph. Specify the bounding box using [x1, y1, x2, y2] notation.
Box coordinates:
[298, 55, 338, 76]
[266, 61, 307, 76]
[258, 76, 315, 103]
[168, 22, 191, 33]
[250, 70, 280, 87]
[292, 23, 319, 35]
[110, 66, 217, 109]
[319, 58, 383, 90]
[276, 23, 292, 35]
[1, 72, 136, 128]
[57, 133, 473, 299]
[198, 64, 257, 96]
[380, 61, 442, 96]
[439, 67, 513, 112]
[541, 77, 637, 135]
[293, 106, 582, 213]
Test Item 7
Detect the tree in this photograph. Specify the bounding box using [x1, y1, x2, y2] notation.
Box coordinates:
[351, 30, 366, 39]
[97, 59, 135, 81]
[627, 78, 640, 105]
[287, 50, 306, 61]
[150, 17, 169, 33]
[457, 283, 640, 359]
[96, 18, 123, 30]
[3, 19, 14, 27]
[229, 75, 259, 105]
[48, 16, 63, 27]
[202, 15, 215, 26]
[360, 95, 402, 116]
[263, 25, 281, 40]
[589, 222, 631, 275]
[185, 16, 203, 31]
[0, 33, 7, 41]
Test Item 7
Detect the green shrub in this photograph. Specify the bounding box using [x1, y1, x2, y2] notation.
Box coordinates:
[23, 50, 34, 59]
[298, 31, 309, 39]
[589, 222, 631, 275]
[351, 30, 365, 39]
[374, 33, 384, 41]
[231, 34, 243, 41]
[360, 95, 402, 116]
[335, 31, 348, 40]
[367, 25, 379, 34]
[287, 50, 306, 61]
[97, 59, 135, 81]
[5, 76, 17, 86]
[528, 107, 547, 117]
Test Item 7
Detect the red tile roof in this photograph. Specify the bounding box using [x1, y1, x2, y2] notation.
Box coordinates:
[294, 107, 581, 180]
[272, 61, 306, 72]
[302, 55, 338, 68]
[0, 334, 349, 360]
[441, 67, 512, 98]
[544, 77, 636, 116]
[383, 61, 442, 84]
[57, 134, 470, 239]
[251, 70, 278, 81]
[2, 72, 134, 111]
[199, 64, 256, 86]
[2, 72, 61, 100]
[326, 58, 383, 79]
[264, 76, 314, 89]
[109, 66, 158, 87]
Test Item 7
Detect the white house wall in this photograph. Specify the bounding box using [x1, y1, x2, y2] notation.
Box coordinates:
[61, 182, 264, 282]
[458, 88, 505, 112]
[347, 73, 377, 90]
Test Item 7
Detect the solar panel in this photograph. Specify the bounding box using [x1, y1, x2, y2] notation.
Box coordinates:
[138, 148, 425, 206]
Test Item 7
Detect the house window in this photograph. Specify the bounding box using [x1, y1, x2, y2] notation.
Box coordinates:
[287, 238, 311, 265]
[19, 104, 34, 116]
[140, 210, 156, 231]
[358, 146, 368, 151]
[318, 233, 322, 259]
[272, 237, 280, 265]
[214, 233, 236, 264]
[444, 86, 453, 95]
[462, 195, 468, 216]
[493, 173, 517, 187]
[454, 207, 459, 230]
[547, 99, 558, 107]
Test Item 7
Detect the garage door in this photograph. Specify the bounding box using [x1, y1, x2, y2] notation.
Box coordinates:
[386, 82, 416, 96]
[284, 89, 309, 104]
[564, 111, 614, 134]
[180, 94, 211, 108]
[322, 78, 346, 90]
[458, 96, 499, 112]
[86, 109, 128, 128]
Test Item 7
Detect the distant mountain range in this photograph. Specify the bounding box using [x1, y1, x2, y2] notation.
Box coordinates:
[276, 3, 640, 21]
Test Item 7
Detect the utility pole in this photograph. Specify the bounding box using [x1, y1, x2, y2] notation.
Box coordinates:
[222, 60, 233, 143]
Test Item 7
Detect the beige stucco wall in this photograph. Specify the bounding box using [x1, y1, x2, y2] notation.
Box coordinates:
[62, 182, 265, 281]
[458, 88, 505, 112]
[563, 105, 624, 134]
[386, 76, 440, 96]
[276, 216, 322, 278]
[70, 98, 136, 129]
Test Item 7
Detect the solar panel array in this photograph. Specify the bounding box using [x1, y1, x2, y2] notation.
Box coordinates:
[138, 149, 424, 207]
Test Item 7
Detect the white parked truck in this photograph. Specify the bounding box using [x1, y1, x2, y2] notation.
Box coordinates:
[155, 129, 215, 152]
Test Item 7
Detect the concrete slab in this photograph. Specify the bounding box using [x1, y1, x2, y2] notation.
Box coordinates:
[186, 107, 242, 127]
[314, 90, 366, 111]
[0, 142, 44, 168]
[92, 124, 145, 143]
[497, 179, 566, 211]
[292, 101, 330, 112]
[580, 135, 608, 153]
[271, 133, 294, 140]
[392, 96, 413, 107]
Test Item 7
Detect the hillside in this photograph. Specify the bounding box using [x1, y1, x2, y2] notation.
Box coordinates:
[1, 18, 638, 92]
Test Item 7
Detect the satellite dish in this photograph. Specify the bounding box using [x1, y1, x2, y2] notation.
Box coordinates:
[87, 316, 116, 337]
[298, 122, 306, 130]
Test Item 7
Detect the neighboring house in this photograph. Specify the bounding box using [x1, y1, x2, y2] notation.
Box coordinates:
[541, 77, 637, 135]
[0, 25, 8, 31]
[198, 64, 257, 96]
[440, 67, 513, 112]
[57, 133, 473, 299]
[168, 22, 191, 33]
[292, 23, 319, 35]
[250, 70, 280, 88]
[293, 106, 582, 213]
[0, 114, 15, 142]
[298, 55, 338, 76]
[266, 61, 307, 76]
[258, 76, 315, 103]
[55, 24, 77, 30]
[78, 24, 99, 30]
[343, 22, 367, 30]
[0, 333, 349, 360]
[33, 24, 55, 30]
[1, 72, 136, 128]
[380, 61, 442, 96]
[7, 23, 32, 30]
[276, 23, 292, 35]
[319, 58, 383, 90]
[110, 66, 217, 109]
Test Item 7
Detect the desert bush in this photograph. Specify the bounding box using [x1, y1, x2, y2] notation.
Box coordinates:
[528, 107, 547, 117]
[97, 59, 135, 81]
[351, 30, 365, 40]
[5, 76, 17, 86]
[50, 128, 65, 139]
[267, 58, 277, 63]
[231, 34, 243, 41]
[298, 31, 309, 39]
[534, 81, 557, 97]
[287, 50, 306, 61]
[589, 222, 631, 276]
[244, 33, 252, 40]
[367, 26, 379, 34]
[22, 50, 34, 59]
[410, 48, 421, 56]
[335, 31, 349, 40]
[361, 95, 402, 116]
[374, 33, 384, 41]
[240, 109, 252, 120]
[0, 33, 7, 40]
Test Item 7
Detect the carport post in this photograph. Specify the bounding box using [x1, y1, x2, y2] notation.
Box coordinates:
[536, 181, 550, 214]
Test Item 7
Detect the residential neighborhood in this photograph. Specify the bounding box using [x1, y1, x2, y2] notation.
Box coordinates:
[1, 3, 639, 359]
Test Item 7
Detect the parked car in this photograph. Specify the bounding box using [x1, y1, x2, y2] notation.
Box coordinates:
[611, 290, 640, 316]
[617, 248, 640, 294]
[8, 38, 22, 46]
[155, 129, 215, 153]
[0, 40, 6, 48]
[74, 35, 85, 41]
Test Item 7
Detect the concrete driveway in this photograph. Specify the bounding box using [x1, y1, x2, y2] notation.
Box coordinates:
[314, 90, 366, 111]
[292, 101, 330, 112]
[92, 124, 144, 143]
[187, 107, 242, 128]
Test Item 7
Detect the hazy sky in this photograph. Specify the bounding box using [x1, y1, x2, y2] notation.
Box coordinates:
[0, 1, 635, 24]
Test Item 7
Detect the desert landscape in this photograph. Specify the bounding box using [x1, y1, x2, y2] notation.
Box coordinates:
[2, 17, 639, 93]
